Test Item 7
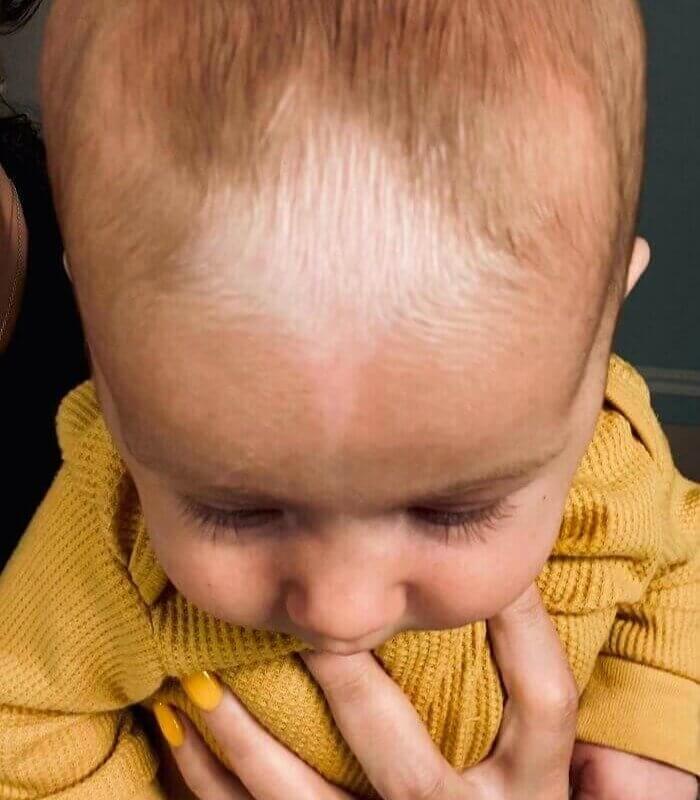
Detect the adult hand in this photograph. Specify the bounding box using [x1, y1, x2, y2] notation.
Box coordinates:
[0, 166, 27, 353]
[569, 741, 699, 800]
[154, 582, 580, 799]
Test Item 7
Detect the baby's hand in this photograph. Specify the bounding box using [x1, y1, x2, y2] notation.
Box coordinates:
[570, 741, 698, 799]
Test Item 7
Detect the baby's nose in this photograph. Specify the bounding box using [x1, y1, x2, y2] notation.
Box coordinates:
[284, 571, 407, 650]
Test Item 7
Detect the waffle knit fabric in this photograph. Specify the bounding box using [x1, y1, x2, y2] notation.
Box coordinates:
[0, 353, 698, 798]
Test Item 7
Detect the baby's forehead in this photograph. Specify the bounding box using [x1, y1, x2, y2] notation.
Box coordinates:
[99, 286, 585, 507]
[85, 151, 602, 472]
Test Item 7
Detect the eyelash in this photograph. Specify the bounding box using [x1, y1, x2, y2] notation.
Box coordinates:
[177, 497, 515, 545]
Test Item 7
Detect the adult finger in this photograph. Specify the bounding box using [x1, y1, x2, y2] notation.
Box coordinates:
[486, 583, 579, 786]
[153, 701, 253, 799]
[180, 672, 352, 800]
[300, 650, 459, 800]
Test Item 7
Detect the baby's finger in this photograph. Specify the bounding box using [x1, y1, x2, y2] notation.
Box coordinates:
[181, 672, 352, 800]
[153, 701, 252, 799]
[486, 583, 579, 785]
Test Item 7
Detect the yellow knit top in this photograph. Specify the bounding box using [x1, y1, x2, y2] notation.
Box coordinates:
[0, 353, 698, 799]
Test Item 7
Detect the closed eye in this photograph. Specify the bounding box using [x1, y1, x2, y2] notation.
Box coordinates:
[177, 497, 515, 545]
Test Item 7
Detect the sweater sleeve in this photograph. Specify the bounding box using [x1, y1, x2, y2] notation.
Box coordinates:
[0, 462, 167, 799]
[575, 373, 700, 777]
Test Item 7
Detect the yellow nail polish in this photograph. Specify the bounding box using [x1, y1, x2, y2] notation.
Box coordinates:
[181, 670, 224, 711]
[153, 701, 185, 748]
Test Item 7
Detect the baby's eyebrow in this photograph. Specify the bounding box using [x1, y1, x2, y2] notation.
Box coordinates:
[190, 439, 568, 507]
[416, 444, 567, 501]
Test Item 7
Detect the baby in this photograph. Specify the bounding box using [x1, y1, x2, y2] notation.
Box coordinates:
[0, 0, 698, 797]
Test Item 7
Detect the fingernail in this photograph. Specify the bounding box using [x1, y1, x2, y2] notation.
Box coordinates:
[181, 670, 224, 711]
[153, 701, 185, 748]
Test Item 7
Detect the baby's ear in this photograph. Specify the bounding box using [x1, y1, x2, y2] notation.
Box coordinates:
[624, 236, 651, 299]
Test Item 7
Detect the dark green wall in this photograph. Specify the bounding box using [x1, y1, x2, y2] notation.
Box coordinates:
[613, 0, 700, 425]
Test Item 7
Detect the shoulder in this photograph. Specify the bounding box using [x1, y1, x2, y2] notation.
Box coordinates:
[55, 379, 171, 603]
[604, 353, 671, 473]
[57, 380, 144, 566]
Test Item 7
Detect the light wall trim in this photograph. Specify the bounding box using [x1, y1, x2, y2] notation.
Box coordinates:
[637, 366, 700, 398]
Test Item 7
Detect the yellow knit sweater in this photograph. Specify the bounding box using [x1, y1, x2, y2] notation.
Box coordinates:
[0, 353, 698, 799]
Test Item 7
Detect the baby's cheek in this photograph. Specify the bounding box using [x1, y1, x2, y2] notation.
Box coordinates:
[177, 547, 274, 626]
[442, 545, 549, 621]
[471, 488, 569, 615]
[411, 508, 562, 626]
[149, 523, 274, 626]
[134, 481, 274, 626]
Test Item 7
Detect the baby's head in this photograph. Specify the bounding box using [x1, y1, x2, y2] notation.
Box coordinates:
[41, 0, 649, 652]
